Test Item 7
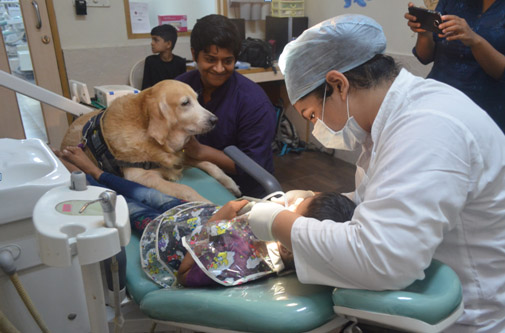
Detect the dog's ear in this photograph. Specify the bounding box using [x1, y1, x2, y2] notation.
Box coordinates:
[147, 97, 176, 146]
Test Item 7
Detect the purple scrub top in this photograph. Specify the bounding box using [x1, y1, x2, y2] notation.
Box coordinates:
[177, 70, 277, 197]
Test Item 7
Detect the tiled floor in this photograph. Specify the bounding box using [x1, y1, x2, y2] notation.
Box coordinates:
[273, 149, 356, 193]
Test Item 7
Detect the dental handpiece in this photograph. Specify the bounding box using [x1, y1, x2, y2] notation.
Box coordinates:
[79, 190, 117, 228]
[99, 190, 117, 228]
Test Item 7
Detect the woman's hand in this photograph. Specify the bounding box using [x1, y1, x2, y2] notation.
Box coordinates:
[405, 2, 436, 63]
[209, 200, 249, 222]
[183, 137, 236, 174]
[183, 136, 204, 160]
[439, 15, 481, 47]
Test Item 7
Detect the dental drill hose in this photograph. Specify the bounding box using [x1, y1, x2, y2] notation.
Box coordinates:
[0, 248, 50, 333]
[0, 308, 20, 333]
[98, 191, 124, 332]
[9, 274, 50, 333]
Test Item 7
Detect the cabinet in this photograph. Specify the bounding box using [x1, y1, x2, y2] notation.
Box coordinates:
[265, 15, 308, 60]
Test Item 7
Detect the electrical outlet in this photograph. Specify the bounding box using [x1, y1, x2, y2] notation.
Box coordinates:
[69, 80, 91, 104]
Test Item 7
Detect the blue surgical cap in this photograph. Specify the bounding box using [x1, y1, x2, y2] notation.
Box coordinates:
[279, 14, 387, 105]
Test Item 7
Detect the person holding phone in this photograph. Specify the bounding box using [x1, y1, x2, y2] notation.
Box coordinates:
[405, 0, 505, 132]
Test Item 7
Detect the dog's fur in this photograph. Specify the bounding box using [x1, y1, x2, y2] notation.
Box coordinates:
[61, 80, 240, 202]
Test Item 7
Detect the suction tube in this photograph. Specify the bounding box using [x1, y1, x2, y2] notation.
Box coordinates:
[8, 274, 50, 333]
[0, 308, 20, 333]
[0, 246, 50, 333]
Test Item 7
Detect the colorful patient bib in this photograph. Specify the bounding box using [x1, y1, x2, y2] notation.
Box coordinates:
[140, 202, 218, 288]
[182, 215, 284, 286]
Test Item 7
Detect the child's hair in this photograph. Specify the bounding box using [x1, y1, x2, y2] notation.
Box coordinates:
[190, 14, 242, 60]
[305, 191, 356, 222]
[151, 24, 178, 50]
[279, 192, 356, 272]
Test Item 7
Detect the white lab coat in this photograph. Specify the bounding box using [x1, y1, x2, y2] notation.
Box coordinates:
[291, 69, 505, 332]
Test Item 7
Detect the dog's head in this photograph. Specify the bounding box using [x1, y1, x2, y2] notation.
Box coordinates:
[144, 80, 218, 151]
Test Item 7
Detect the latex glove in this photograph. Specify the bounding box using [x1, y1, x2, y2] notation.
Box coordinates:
[270, 190, 315, 207]
[248, 202, 287, 241]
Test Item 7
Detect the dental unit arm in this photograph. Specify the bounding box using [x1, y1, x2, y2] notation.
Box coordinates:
[0, 69, 92, 117]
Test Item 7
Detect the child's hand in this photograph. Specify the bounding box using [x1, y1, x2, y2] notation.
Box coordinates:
[177, 253, 196, 286]
[208, 200, 249, 222]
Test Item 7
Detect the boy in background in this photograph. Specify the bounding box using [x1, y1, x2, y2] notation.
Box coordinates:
[141, 24, 187, 90]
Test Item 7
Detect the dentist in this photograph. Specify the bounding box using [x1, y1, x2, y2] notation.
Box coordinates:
[247, 14, 505, 332]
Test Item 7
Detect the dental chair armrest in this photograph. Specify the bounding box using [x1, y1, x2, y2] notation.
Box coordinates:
[224, 145, 282, 195]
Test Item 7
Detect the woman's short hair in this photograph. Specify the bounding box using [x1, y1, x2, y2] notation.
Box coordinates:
[307, 54, 400, 100]
[191, 14, 242, 60]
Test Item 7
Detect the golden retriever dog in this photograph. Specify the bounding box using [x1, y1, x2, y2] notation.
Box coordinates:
[61, 80, 240, 202]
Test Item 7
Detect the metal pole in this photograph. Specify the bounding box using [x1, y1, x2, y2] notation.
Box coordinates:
[80, 262, 109, 333]
[0, 69, 92, 117]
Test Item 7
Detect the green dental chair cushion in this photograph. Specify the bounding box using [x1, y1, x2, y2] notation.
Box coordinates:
[125, 168, 337, 332]
[176, 167, 237, 206]
[332, 260, 463, 325]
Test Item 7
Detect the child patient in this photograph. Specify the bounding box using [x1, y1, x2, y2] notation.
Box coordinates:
[176, 191, 356, 287]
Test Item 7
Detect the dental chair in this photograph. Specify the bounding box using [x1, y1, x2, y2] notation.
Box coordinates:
[123, 146, 464, 333]
[332, 260, 464, 333]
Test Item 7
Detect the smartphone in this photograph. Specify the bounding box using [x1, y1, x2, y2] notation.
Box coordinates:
[408, 6, 443, 34]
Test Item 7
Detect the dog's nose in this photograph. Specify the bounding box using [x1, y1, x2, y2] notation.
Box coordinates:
[210, 115, 218, 127]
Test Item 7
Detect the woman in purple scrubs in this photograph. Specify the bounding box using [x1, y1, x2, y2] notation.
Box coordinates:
[177, 15, 277, 198]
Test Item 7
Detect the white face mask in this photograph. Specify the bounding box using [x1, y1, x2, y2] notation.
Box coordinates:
[311, 85, 367, 151]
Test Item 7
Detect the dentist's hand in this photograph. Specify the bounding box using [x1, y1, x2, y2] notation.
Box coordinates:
[248, 202, 288, 241]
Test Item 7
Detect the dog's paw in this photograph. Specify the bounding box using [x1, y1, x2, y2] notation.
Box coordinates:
[222, 178, 241, 197]
[191, 161, 242, 197]
[229, 184, 242, 197]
